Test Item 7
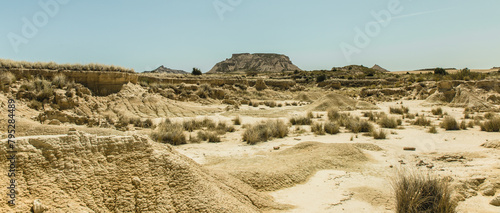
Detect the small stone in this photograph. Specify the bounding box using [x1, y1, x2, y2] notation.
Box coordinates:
[490, 196, 500, 206]
[132, 176, 141, 187]
[481, 184, 496, 196]
[33, 199, 45, 213]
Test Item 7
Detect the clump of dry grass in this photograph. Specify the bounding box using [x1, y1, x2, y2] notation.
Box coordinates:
[151, 119, 186, 145]
[480, 116, 500, 132]
[372, 129, 387, 139]
[324, 121, 340, 134]
[392, 170, 456, 213]
[198, 131, 222, 143]
[378, 116, 399, 128]
[459, 120, 467, 130]
[327, 108, 341, 121]
[432, 107, 443, 116]
[264, 101, 277, 108]
[0, 71, 16, 91]
[413, 115, 431, 127]
[232, 116, 241, 125]
[289, 116, 312, 125]
[242, 120, 288, 145]
[51, 74, 68, 89]
[346, 119, 373, 133]
[0, 58, 134, 72]
[311, 122, 326, 135]
[428, 126, 438, 134]
[390, 106, 409, 115]
[440, 116, 459, 130]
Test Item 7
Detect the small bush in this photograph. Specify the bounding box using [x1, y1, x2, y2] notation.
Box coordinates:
[289, 116, 312, 125]
[327, 108, 341, 121]
[264, 101, 277, 108]
[379, 116, 399, 128]
[346, 119, 373, 133]
[480, 117, 500, 132]
[0, 72, 16, 90]
[434, 67, 448, 75]
[372, 129, 387, 139]
[428, 126, 438, 134]
[484, 112, 496, 120]
[432, 107, 443, 116]
[413, 115, 431, 127]
[151, 121, 186, 145]
[216, 122, 235, 133]
[192, 67, 202, 75]
[233, 116, 241, 125]
[52, 74, 68, 88]
[307, 111, 314, 119]
[324, 122, 340, 134]
[393, 171, 456, 213]
[242, 120, 288, 145]
[459, 120, 467, 130]
[390, 106, 409, 115]
[255, 78, 267, 91]
[311, 123, 325, 135]
[207, 132, 221, 143]
[440, 116, 459, 130]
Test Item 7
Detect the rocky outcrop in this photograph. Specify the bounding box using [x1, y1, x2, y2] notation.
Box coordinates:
[143, 65, 188, 74]
[0, 131, 286, 212]
[7, 69, 137, 96]
[208, 53, 301, 73]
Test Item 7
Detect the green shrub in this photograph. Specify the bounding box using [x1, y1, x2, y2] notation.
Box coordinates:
[324, 122, 340, 134]
[440, 116, 459, 130]
[434, 67, 448, 75]
[379, 116, 399, 128]
[393, 171, 456, 213]
[242, 120, 288, 145]
[290, 116, 312, 125]
[151, 121, 186, 145]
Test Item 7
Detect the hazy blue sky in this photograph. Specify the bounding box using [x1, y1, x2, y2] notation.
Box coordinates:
[1, 0, 499, 72]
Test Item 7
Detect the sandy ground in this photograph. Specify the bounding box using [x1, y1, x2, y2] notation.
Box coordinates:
[176, 100, 500, 213]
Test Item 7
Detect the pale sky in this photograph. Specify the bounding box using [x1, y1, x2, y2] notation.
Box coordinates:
[1, 0, 499, 72]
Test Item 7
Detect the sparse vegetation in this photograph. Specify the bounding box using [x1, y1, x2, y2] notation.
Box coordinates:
[51, 74, 68, 88]
[432, 107, 443, 116]
[151, 120, 186, 145]
[192, 67, 202, 75]
[378, 116, 399, 128]
[372, 129, 387, 139]
[233, 116, 241, 125]
[242, 120, 288, 145]
[324, 121, 340, 134]
[289, 116, 312, 125]
[440, 116, 459, 131]
[413, 115, 431, 127]
[392, 171, 456, 213]
[480, 116, 500, 132]
[0, 58, 134, 72]
[428, 126, 438, 134]
[0, 71, 16, 91]
[311, 122, 325, 135]
[327, 108, 341, 121]
[390, 106, 409, 115]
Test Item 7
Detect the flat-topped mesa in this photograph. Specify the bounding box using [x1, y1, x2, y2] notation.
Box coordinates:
[208, 53, 302, 73]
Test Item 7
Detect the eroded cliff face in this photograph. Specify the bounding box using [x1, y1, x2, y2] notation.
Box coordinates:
[7, 69, 138, 96]
[0, 131, 286, 212]
[208, 53, 302, 73]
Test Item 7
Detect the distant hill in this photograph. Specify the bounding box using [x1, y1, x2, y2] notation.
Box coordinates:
[416, 68, 457, 71]
[208, 53, 301, 73]
[144, 65, 188, 74]
[371, 64, 389, 72]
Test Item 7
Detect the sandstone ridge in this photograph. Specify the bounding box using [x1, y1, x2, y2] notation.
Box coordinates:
[208, 53, 301, 73]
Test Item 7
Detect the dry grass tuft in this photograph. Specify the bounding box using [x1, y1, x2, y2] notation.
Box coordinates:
[390, 106, 409, 115]
[372, 129, 387, 139]
[432, 107, 443, 116]
[413, 115, 431, 127]
[324, 121, 340, 134]
[311, 122, 326, 135]
[289, 116, 312, 125]
[242, 120, 288, 145]
[232, 116, 241, 125]
[480, 116, 500, 132]
[392, 170, 456, 213]
[151, 120, 186, 145]
[440, 116, 459, 131]
[428, 126, 438, 134]
[379, 116, 399, 128]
